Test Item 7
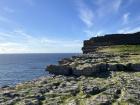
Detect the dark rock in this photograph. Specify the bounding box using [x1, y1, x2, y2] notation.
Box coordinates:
[3, 92, 20, 98]
[58, 58, 73, 65]
[115, 89, 121, 95]
[35, 94, 45, 101]
[1, 85, 9, 88]
[82, 32, 140, 53]
[116, 64, 127, 71]
[131, 64, 140, 71]
[82, 86, 101, 95]
[46, 65, 72, 75]
[38, 87, 49, 94]
[59, 83, 67, 88]
[100, 101, 112, 105]
[108, 64, 117, 71]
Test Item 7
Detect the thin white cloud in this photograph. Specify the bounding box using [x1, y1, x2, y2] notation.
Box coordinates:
[13, 29, 33, 40]
[0, 16, 11, 23]
[0, 30, 82, 53]
[84, 30, 94, 37]
[0, 42, 29, 53]
[118, 26, 140, 33]
[3, 7, 14, 13]
[79, 8, 94, 27]
[84, 30, 104, 38]
[0, 15, 18, 27]
[122, 13, 130, 24]
[112, 0, 122, 11]
[76, 0, 94, 28]
[95, 0, 122, 17]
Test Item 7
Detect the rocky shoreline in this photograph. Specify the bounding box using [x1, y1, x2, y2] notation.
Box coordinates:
[0, 71, 140, 105]
[47, 52, 140, 76]
[0, 51, 140, 105]
[0, 32, 140, 105]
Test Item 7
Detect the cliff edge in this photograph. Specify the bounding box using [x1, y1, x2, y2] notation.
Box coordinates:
[82, 32, 140, 53]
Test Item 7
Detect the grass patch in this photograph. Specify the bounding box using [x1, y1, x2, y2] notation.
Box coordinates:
[98, 45, 140, 53]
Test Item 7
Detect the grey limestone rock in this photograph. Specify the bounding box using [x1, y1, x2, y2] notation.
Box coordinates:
[47, 65, 72, 75]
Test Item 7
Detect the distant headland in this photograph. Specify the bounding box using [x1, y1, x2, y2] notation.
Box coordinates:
[47, 31, 140, 76]
[82, 32, 140, 53]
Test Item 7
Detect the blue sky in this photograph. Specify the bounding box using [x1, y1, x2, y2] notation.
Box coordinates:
[0, 0, 140, 53]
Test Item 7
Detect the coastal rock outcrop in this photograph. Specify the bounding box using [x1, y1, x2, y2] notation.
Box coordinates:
[0, 32, 140, 105]
[0, 72, 140, 105]
[47, 65, 72, 76]
[82, 32, 140, 53]
[47, 51, 140, 76]
[46, 32, 140, 76]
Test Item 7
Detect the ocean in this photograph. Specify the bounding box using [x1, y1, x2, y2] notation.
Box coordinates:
[0, 53, 78, 87]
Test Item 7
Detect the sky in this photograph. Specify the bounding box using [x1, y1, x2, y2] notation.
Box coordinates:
[0, 0, 140, 53]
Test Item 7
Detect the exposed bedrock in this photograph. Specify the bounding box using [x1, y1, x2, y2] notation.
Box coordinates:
[47, 63, 140, 76]
[47, 31, 140, 76]
[47, 65, 72, 76]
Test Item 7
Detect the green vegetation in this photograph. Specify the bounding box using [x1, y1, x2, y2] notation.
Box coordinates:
[0, 71, 140, 105]
[98, 45, 140, 53]
[96, 45, 140, 63]
[1, 45, 140, 105]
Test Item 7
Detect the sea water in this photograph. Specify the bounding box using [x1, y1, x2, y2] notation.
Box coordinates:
[0, 53, 78, 87]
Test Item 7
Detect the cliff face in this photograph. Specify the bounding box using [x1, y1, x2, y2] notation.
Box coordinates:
[82, 32, 140, 53]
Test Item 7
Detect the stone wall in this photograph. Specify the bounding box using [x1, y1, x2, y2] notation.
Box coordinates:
[82, 32, 140, 53]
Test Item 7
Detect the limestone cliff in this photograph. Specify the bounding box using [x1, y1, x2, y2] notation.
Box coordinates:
[82, 32, 140, 53]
